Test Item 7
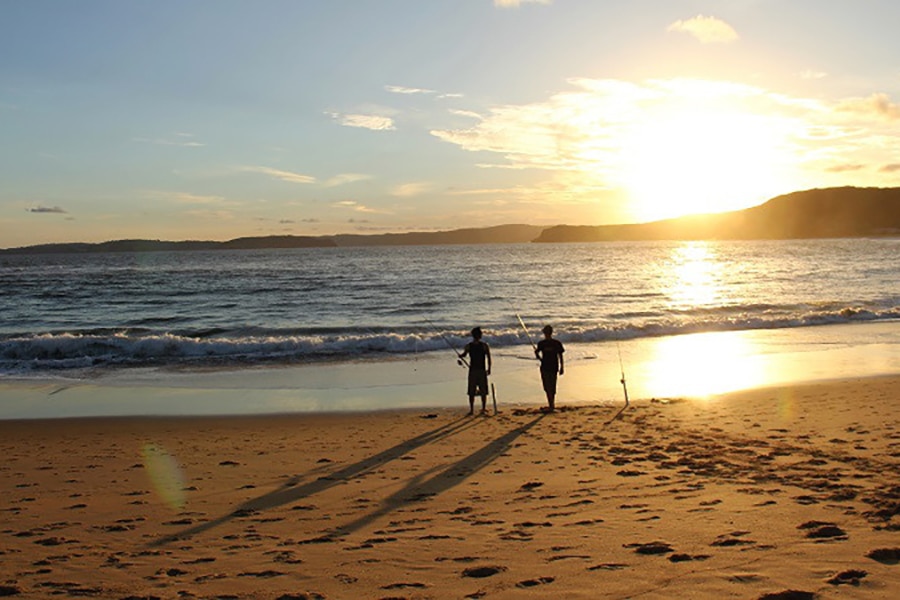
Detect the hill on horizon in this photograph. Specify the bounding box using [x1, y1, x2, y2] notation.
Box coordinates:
[534, 186, 900, 242]
[2, 187, 898, 254]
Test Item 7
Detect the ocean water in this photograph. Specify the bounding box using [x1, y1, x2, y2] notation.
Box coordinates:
[0, 239, 897, 376]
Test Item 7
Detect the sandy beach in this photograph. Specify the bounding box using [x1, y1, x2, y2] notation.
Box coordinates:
[2, 374, 900, 599]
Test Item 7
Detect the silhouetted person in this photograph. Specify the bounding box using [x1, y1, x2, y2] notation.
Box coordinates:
[460, 327, 492, 415]
[535, 325, 564, 411]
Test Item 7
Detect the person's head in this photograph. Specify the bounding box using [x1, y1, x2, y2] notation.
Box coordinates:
[471, 326, 483, 340]
[542, 325, 553, 339]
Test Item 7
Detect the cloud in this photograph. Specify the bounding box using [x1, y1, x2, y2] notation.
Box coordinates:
[167, 192, 226, 204]
[449, 109, 483, 120]
[385, 85, 435, 95]
[880, 163, 900, 173]
[837, 93, 900, 120]
[334, 200, 381, 213]
[27, 205, 67, 214]
[391, 182, 431, 197]
[667, 15, 739, 44]
[242, 166, 316, 184]
[826, 163, 865, 173]
[327, 112, 396, 131]
[800, 69, 828, 80]
[321, 173, 372, 187]
[429, 76, 900, 199]
[494, 0, 551, 7]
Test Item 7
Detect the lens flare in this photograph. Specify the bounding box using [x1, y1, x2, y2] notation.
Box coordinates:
[141, 443, 186, 511]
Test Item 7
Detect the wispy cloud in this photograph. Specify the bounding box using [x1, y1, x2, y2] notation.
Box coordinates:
[242, 166, 317, 184]
[391, 182, 431, 197]
[667, 15, 739, 44]
[800, 69, 828, 80]
[826, 163, 865, 173]
[167, 192, 227, 204]
[837, 93, 900, 120]
[449, 109, 483, 120]
[386, 84, 463, 100]
[430, 77, 900, 200]
[321, 173, 372, 187]
[133, 133, 205, 147]
[27, 205, 67, 214]
[334, 200, 382, 213]
[327, 112, 396, 131]
[385, 85, 435, 95]
[494, 0, 551, 8]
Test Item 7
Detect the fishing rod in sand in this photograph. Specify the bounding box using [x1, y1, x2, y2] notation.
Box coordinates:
[617, 341, 630, 408]
[605, 341, 631, 424]
[513, 309, 539, 360]
[424, 319, 469, 368]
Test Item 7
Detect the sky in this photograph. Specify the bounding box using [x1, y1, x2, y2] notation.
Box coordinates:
[2, 0, 900, 247]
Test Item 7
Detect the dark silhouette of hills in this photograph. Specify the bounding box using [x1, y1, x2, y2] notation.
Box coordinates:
[0, 225, 543, 254]
[0, 236, 335, 255]
[534, 186, 900, 242]
[332, 224, 544, 246]
[3, 187, 898, 254]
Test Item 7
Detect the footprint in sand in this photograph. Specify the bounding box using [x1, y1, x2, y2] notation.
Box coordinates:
[756, 591, 816, 600]
[518, 481, 544, 492]
[669, 553, 710, 563]
[711, 532, 757, 548]
[516, 576, 555, 588]
[866, 547, 900, 564]
[382, 582, 427, 590]
[462, 566, 507, 578]
[827, 569, 867, 585]
[625, 541, 674, 555]
[588, 563, 628, 571]
[797, 521, 847, 540]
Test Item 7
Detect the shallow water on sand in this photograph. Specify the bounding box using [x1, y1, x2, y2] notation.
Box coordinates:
[2, 321, 897, 419]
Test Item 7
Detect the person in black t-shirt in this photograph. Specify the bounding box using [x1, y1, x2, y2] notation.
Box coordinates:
[460, 326, 492, 415]
[535, 324, 564, 412]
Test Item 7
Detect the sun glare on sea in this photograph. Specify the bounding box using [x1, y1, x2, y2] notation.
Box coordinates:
[616, 99, 799, 223]
[643, 331, 765, 398]
[664, 241, 723, 309]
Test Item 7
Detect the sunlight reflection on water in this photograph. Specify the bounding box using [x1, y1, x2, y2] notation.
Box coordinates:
[640, 330, 764, 398]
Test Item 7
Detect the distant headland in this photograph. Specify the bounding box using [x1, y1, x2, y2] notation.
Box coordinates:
[2, 187, 899, 254]
[533, 186, 900, 243]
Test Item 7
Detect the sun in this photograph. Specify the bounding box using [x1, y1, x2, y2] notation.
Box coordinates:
[616, 103, 800, 223]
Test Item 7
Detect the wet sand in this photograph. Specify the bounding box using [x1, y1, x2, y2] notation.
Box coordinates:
[2, 375, 900, 599]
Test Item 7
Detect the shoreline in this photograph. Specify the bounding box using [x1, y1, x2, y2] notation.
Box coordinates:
[1, 321, 898, 421]
[2, 375, 899, 598]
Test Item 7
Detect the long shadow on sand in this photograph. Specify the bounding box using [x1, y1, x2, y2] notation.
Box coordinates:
[149, 414, 487, 546]
[332, 413, 545, 538]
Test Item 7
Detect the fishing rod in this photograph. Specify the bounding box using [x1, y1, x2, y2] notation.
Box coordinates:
[604, 341, 631, 425]
[617, 341, 630, 408]
[513, 309, 539, 360]
[424, 319, 469, 368]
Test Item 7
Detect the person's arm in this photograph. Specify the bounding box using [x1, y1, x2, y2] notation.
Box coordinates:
[559, 352, 564, 375]
[460, 342, 469, 359]
[486, 344, 492, 375]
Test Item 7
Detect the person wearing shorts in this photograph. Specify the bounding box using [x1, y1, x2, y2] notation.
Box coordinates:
[461, 327, 492, 415]
[535, 324, 564, 412]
